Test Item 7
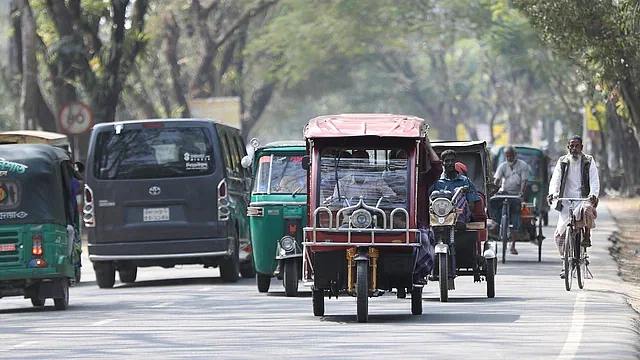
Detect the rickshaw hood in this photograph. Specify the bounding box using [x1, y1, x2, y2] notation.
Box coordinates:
[303, 114, 428, 139]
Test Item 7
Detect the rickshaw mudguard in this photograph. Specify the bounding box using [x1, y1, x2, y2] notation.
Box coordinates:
[435, 243, 449, 254]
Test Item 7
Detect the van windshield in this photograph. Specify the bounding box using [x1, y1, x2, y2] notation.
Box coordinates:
[253, 154, 307, 194]
[94, 127, 215, 179]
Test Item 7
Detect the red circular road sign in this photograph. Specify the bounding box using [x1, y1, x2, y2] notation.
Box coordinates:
[57, 101, 94, 135]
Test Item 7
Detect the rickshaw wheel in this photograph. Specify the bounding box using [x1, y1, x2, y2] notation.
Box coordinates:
[411, 287, 423, 315]
[257, 273, 271, 293]
[54, 280, 69, 311]
[500, 213, 508, 264]
[438, 253, 448, 303]
[542, 211, 549, 226]
[397, 287, 406, 299]
[283, 259, 299, 297]
[312, 289, 324, 316]
[486, 258, 495, 298]
[537, 217, 544, 262]
[30, 298, 45, 307]
[356, 260, 369, 323]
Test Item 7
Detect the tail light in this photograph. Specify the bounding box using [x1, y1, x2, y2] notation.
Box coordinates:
[83, 185, 96, 228]
[32, 234, 43, 256]
[217, 179, 229, 221]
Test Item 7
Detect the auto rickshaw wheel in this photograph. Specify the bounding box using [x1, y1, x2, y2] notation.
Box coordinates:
[397, 287, 406, 299]
[356, 260, 369, 323]
[283, 259, 299, 297]
[30, 298, 45, 307]
[119, 266, 138, 283]
[411, 287, 423, 315]
[312, 289, 324, 316]
[94, 261, 116, 289]
[257, 273, 271, 293]
[54, 280, 69, 310]
[486, 258, 495, 298]
[438, 253, 448, 303]
[240, 261, 256, 279]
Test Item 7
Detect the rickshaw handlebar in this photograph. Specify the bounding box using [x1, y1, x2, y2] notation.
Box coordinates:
[490, 195, 522, 200]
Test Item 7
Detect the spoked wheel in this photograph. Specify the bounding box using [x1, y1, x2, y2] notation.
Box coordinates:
[537, 217, 544, 262]
[411, 287, 423, 315]
[283, 259, 299, 297]
[577, 231, 585, 289]
[397, 287, 406, 299]
[486, 258, 495, 298]
[501, 212, 508, 264]
[356, 260, 369, 323]
[256, 273, 271, 293]
[312, 288, 325, 317]
[564, 229, 573, 291]
[438, 253, 448, 302]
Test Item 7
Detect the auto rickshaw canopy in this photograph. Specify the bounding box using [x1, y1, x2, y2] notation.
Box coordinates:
[303, 114, 428, 139]
[0, 144, 71, 226]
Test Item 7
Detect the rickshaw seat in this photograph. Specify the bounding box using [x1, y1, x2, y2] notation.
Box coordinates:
[472, 192, 487, 222]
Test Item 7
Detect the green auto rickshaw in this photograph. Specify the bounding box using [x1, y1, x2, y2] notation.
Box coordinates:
[0, 144, 82, 310]
[492, 145, 550, 225]
[242, 140, 307, 296]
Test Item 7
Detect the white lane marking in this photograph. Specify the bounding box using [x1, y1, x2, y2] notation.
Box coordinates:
[199, 287, 211, 292]
[557, 292, 587, 359]
[14, 341, 41, 348]
[89, 318, 117, 326]
[151, 302, 173, 308]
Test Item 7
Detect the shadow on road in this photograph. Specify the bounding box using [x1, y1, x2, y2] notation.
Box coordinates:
[319, 312, 520, 324]
[267, 291, 313, 298]
[115, 276, 253, 289]
[422, 296, 525, 303]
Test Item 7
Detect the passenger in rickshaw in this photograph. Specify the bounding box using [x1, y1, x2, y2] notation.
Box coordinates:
[430, 149, 480, 225]
[491, 145, 530, 255]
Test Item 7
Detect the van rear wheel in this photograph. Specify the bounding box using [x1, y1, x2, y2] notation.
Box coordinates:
[31, 298, 45, 307]
[220, 229, 240, 283]
[94, 261, 116, 288]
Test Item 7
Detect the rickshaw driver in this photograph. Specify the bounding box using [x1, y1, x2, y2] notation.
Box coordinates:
[491, 145, 530, 255]
[547, 135, 600, 278]
[430, 149, 480, 225]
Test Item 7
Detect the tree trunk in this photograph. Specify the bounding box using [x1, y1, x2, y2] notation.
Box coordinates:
[163, 12, 191, 118]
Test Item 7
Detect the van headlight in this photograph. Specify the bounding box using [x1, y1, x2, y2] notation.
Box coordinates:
[280, 236, 296, 252]
[432, 198, 453, 217]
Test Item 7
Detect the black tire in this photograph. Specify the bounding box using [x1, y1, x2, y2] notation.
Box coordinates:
[54, 280, 69, 310]
[538, 216, 544, 262]
[240, 260, 256, 279]
[356, 260, 369, 323]
[220, 228, 240, 283]
[312, 289, 324, 316]
[31, 298, 45, 307]
[564, 229, 572, 291]
[74, 267, 81, 284]
[119, 266, 137, 284]
[283, 260, 299, 297]
[542, 211, 549, 226]
[411, 287, 423, 315]
[501, 212, 508, 264]
[438, 253, 448, 303]
[486, 258, 495, 298]
[257, 273, 271, 293]
[577, 231, 585, 289]
[397, 287, 406, 299]
[94, 261, 116, 289]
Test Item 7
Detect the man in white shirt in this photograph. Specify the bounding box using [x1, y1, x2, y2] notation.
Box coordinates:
[548, 135, 600, 278]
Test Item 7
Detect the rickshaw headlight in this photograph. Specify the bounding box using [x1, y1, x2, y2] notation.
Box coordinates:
[531, 184, 539, 192]
[351, 209, 372, 229]
[432, 198, 453, 217]
[280, 236, 296, 252]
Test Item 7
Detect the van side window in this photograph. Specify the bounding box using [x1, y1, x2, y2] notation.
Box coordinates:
[232, 134, 249, 178]
[225, 132, 240, 177]
[218, 129, 234, 174]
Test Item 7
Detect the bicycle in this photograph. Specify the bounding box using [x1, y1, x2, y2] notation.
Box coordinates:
[490, 194, 522, 264]
[556, 197, 593, 291]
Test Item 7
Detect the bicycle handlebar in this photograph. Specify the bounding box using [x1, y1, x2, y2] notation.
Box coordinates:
[490, 195, 522, 200]
[556, 197, 591, 202]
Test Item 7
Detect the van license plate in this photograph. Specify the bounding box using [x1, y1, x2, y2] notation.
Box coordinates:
[143, 208, 170, 222]
[0, 244, 15, 252]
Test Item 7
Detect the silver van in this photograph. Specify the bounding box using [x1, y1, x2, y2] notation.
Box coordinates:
[83, 119, 253, 288]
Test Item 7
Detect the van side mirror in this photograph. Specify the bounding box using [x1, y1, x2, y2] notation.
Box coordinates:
[241, 155, 253, 169]
[74, 161, 85, 174]
[301, 155, 310, 171]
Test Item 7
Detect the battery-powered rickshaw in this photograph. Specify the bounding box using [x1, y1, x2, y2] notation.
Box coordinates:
[243, 140, 307, 296]
[0, 144, 82, 310]
[490, 145, 548, 262]
[302, 114, 433, 322]
[430, 141, 497, 301]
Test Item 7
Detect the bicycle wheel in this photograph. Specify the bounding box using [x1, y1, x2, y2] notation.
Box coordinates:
[501, 210, 508, 264]
[564, 228, 572, 291]
[577, 229, 586, 289]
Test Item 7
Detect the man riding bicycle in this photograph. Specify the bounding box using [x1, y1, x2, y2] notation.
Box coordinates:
[548, 135, 600, 278]
[491, 145, 529, 255]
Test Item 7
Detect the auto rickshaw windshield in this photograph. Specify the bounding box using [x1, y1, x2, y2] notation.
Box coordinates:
[497, 151, 539, 180]
[318, 147, 409, 208]
[253, 154, 307, 194]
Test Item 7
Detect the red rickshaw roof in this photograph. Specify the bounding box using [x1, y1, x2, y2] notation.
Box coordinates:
[303, 114, 428, 139]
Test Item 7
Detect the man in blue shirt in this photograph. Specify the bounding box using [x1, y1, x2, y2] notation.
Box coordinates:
[430, 149, 480, 223]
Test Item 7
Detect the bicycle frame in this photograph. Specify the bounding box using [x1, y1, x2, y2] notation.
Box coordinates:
[557, 197, 590, 291]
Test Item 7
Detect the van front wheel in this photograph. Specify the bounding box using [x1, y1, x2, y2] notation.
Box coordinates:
[94, 261, 116, 288]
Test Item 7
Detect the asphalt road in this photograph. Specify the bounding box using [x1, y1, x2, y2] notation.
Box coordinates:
[0, 206, 638, 359]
